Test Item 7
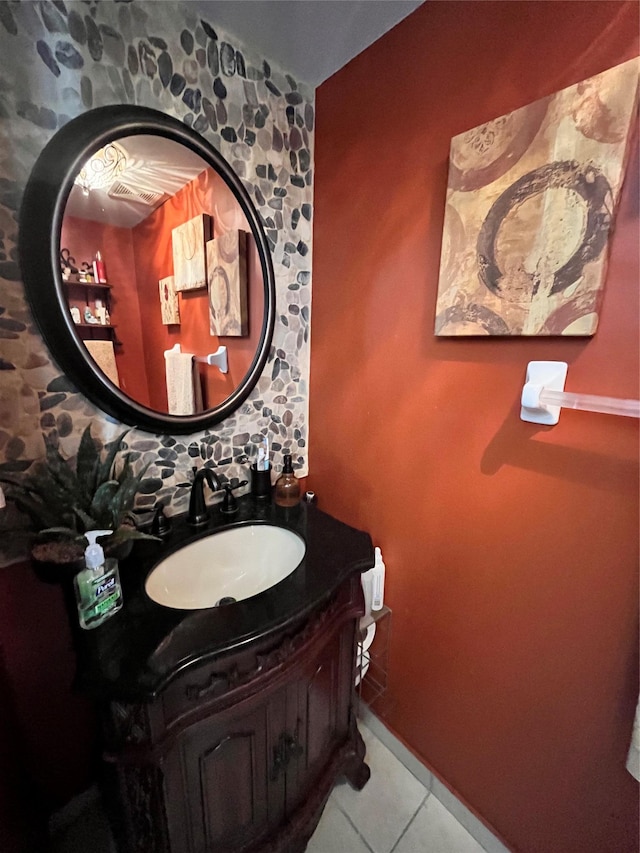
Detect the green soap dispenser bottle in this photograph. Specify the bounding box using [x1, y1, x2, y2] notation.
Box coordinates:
[74, 530, 123, 630]
[274, 454, 301, 507]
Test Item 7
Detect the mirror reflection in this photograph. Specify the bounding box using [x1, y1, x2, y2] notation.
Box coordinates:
[60, 134, 264, 415]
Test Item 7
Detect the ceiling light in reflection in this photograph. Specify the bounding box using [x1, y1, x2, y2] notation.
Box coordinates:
[74, 142, 128, 194]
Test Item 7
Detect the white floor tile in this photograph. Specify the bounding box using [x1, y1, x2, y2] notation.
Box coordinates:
[430, 777, 511, 853]
[331, 723, 428, 853]
[394, 795, 487, 853]
[306, 798, 372, 853]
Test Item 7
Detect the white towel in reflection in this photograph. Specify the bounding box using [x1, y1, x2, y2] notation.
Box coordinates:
[84, 340, 120, 387]
[165, 350, 202, 415]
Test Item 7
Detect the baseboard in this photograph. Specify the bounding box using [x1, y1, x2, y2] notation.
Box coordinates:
[359, 705, 512, 853]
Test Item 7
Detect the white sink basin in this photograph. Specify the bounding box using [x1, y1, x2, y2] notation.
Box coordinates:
[145, 524, 306, 610]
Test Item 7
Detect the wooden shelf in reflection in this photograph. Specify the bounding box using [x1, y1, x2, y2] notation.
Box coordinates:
[74, 322, 117, 329]
[63, 278, 113, 290]
[73, 322, 121, 346]
[65, 276, 120, 345]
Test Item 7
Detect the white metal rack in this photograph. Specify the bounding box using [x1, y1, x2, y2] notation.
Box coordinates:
[356, 605, 392, 710]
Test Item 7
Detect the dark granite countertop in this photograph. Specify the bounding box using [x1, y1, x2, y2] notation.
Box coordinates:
[77, 495, 374, 701]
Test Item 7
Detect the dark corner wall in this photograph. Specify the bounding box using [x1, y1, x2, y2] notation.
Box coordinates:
[310, 3, 639, 852]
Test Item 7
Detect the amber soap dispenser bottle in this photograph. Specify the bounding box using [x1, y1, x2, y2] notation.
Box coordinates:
[274, 453, 301, 507]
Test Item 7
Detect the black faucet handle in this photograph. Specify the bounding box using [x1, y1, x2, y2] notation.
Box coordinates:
[220, 484, 237, 515]
[220, 480, 249, 515]
[151, 502, 171, 537]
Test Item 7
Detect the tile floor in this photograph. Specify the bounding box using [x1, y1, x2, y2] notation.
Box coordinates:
[307, 722, 488, 853]
[51, 720, 492, 853]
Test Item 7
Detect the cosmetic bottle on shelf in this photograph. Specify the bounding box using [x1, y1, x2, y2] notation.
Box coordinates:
[93, 251, 107, 283]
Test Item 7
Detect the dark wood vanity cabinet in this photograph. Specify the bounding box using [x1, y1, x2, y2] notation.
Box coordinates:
[103, 575, 369, 853]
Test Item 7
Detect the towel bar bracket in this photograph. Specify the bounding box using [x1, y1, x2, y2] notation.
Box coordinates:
[520, 361, 568, 424]
[194, 346, 228, 374]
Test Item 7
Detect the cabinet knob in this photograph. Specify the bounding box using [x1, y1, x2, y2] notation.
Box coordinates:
[285, 734, 303, 760]
[271, 733, 288, 781]
[270, 731, 304, 780]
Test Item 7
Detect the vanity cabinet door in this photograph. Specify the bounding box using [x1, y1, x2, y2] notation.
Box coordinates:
[285, 618, 355, 815]
[169, 689, 287, 853]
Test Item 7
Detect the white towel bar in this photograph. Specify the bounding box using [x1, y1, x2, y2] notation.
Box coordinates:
[164, 343, 228, 375]
[521, 361, 640, 424]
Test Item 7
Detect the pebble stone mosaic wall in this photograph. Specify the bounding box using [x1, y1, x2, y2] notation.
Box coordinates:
[0, 0, 314, 566]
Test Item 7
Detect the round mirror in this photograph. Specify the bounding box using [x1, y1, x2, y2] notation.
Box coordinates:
[19, 105, 275, 434]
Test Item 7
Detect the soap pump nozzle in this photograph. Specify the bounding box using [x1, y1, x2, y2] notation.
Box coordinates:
[84, 528, 111, 570]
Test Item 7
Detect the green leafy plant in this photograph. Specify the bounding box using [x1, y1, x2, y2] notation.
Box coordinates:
[0, 425, 157, 562]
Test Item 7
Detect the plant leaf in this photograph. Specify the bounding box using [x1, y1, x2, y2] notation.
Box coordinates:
[97, 429, 130, 486]
[4, 489, 63, 529]
[45, 442, 86, 511]
[32, 466, 79, 518]
[0, 470, 34, 488]
[1, 428, 153, 540]
[4, 465, 58, 502]
[89, 480, 120, 528]
[76, 425, 100, 503]
[73, 507, 99, 532]
[101, 525, 160, 548]
[37, 526, 86, 544]
[109, 461, 151, 525]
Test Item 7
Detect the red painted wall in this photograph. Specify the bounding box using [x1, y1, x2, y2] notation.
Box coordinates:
[310, 3, 639, 852]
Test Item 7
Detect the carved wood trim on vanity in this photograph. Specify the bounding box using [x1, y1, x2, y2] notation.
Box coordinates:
[108, 699, 151, 747]
[182, 590, 347, 705]
[120, 763, 170, 853]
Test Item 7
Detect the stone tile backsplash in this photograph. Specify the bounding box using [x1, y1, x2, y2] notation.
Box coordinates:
[0, 0, 314, 566]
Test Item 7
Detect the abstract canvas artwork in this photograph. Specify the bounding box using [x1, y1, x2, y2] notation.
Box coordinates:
[435, 58, 638, 336]
[171, 213, 212, 292]
[207, 230, 248, 337]
[159, 275, 180, 325]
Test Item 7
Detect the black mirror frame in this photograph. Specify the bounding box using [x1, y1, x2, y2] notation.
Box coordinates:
[19, 105, 276, 435]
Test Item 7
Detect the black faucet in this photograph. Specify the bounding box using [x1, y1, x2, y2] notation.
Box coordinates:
[188, 467, 221, 526]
